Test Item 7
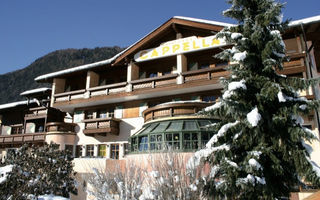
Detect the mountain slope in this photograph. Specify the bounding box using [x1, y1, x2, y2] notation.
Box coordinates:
[0, 46, 124, 104]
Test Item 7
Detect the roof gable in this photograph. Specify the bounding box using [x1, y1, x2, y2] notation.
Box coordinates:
[113, 16, 232, 65]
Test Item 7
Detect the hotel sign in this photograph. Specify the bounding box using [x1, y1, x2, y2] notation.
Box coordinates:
[134, 35, 227, 62]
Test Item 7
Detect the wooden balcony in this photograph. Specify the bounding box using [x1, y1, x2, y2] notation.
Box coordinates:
[46, 122, 76, 133]
[279, 52, 307, 75]
[53, 81, 128, 103]
[142, 102, 212, 122]
[54, 89, 86, 102]
[0, 133, 46, 145]
[181, 66, 228, 84]
[82, 118, 120, 136]
[24, 107, 48, 119]
[87, 82, 127, 97]
[131, 74, 178, 91]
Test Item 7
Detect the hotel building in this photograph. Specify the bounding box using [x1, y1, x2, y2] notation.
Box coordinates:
[1, 16, 320, 200]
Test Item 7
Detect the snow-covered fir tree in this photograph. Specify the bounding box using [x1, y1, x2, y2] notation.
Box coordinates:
[0, 144, 77, 199]
[188, 0, 320, 199]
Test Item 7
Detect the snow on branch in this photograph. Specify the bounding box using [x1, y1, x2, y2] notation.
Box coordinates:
[206, 121, 240, 148]
[248, 158, 263, 170]
[233, 51, 247, 61]
[223, 79, 247, 99]
[307, 157, 320, 178]
[204, 102, 222, 112]
[187, 144, 230, 170]
[236, 174, 266, 186]
[0, 165, 13, 184]
[246, 107, 261, 127]
[277, 91, 308, 103]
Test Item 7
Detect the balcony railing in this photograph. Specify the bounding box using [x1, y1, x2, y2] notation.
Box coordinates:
[46, 122, 76, 133]
[280, 52, 307, 75]
[0, 133, 46, 144]
[87, 82, 127, 97]
[131, 74, 178, 91]
[25, 107, 48, 119]
[82, 118, 120, 136]
[181, 66, 228, 84]
[54, 89, 86, 102]
[142, 102, 212, 122]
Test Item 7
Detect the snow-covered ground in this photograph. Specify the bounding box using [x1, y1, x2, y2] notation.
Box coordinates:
[37, 195, 69, 200]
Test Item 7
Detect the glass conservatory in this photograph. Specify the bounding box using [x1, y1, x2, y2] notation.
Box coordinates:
[130, 117, 217, 153]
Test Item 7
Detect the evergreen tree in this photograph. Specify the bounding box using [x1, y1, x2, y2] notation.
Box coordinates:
[0, 144, 77, 199]
[188, 0, 320, 199]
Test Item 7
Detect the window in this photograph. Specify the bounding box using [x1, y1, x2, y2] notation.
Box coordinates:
[162, 71, 171, 76]
[75, 145, 83, 158]
[86, 110, 94, 119]
[86, 145, 94, 157]
[203, 96, 216, 102]
[139, 136, 148, 151]
[98, 110, 107, 118]
[65, 145, 74, 155]
[131, 137, 138, 152]
[184, 132, 199, 150]
[201, 132, 214, 148]
[139, 71, 146, 79]
[11, 125, 22, 135]
[199, 63, 209, 69]
[111, 144, 119, 159]
[124, 143, 129, 155]
[98, 145, 106, 157]
[165, 133, 180, 150]
[149, 73, 157, 78]
[188, 62, 198, 71]
[150, 134, 163, 151]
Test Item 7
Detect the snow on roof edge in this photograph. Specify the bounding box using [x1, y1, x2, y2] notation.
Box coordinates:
[0, 99, 38, 110]
[289, 15, 320, 27]
[34, 53, 122, 82]
[173, 16, 234, 27]
[0, 100, 29, 110]
[20, 87, 52, 96]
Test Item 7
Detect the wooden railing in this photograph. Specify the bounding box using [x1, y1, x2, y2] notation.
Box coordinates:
[46, 122, 76, 133]
[87, 82, 127, 97]
[280, 52, 307, 75]
[0, 133, 46, 144]
[181, 66, 229, 84]
[25, 107, 48, 118]
[82, 118, 120, 136]
[142, 102, 212, 122]
[131, 74, 178, 91]
[54, 89, 86, 102]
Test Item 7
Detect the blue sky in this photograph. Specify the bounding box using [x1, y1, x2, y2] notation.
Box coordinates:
[0, 0, 319, 75]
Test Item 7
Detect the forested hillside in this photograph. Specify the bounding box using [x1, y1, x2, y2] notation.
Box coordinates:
[0, 46, 124, 104]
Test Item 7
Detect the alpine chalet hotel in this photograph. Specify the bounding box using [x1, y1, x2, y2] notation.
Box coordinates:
[1, 16, 320, 199]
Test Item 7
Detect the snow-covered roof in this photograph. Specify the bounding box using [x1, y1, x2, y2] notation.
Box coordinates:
[289, 15, 320, 27]
[34, 52, 124, 82]
[20, 87, 52, 96]
[173, 16, 234, 27]
[0, 100, 29, 110]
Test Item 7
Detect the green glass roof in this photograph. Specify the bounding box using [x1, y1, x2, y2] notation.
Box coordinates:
[133, 118, 217, 136]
